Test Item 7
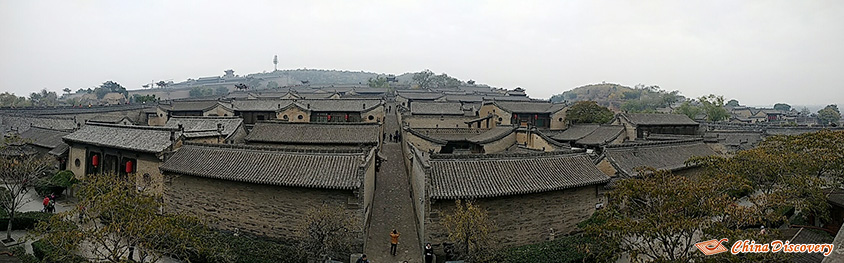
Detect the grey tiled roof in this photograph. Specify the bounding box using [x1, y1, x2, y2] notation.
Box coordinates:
[576, 125, 625, 146]
[48, 143, 69, 156]
[620, 113, 698, 126]
[551, 124, 600, 141]
[408, 126, 517, 144]
[604, 139, 717, 177]
[245, 122, 379, 145]
[411, 102, 465, 115]
[165, 116, 243, 139]
[397, 92, 444, 100]
[788, 228, 834, 263]
[160, 144, 369, 190]
[163, 100, 226, 112]
[63, 123, 179, 153]
[489, 101, 566, 113]
[0, 115, 77, 133]
[87, 115, 133, 124]
[18, 127, 69, 149]
[232, 99, 383, 112]
[428, 153, 610, 199]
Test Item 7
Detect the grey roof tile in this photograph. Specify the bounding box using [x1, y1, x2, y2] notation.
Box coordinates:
[245, 122, 379, 145]
[160, 144, 368, 190]
[165, 116, 243, 139]
[604, 139, 717, 176]
[620, 113, 698, 125]
[411, 102, 465, 115]
[18, 127, 69, 149]
[63, 123, 179, 153]
[429, 153, 610, 199]
[576, 125, 625, 146]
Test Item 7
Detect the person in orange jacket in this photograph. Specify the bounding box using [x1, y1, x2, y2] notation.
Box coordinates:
[389, 229, 400, 256]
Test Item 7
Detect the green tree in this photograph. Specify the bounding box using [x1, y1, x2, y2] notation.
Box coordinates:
[33, 173, 209, 263]
[265, 81, 278, 90]
[585, 168, 789, 263]
[818, 104, 841, 125]
[674, 101, 702, 120]
[215, 86, 229, 95]
[412, 69, 435, 89]
[133, 94, 157, 103]
[773, 103, 791, 112]
[698, 94, 729, 122]
[442, 200, 497, 262]
[566, 101, 614, 124]
[189, 87, 214, 98]
[297, 204, 359, 261]
[62, 88, 72, 96]
[367, 76, 390, 89]
[95, 81, 127, 99]
[0, 142, 51, 242]
[726, 99, 740, 107]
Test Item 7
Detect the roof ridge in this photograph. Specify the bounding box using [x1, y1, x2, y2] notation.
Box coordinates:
[182, 142, 368, 155]
[430, 150, 586, 160]
[258, 120, 380, 126]
[605, 138, 704, 149]
[169, 116, 243, 120]
[84, 122, 181, 131]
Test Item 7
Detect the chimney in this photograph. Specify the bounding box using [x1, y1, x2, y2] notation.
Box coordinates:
[363, 103, 366, 109]
[178, 124, 184, 132]
[170, 130, 175, 142]
[278, 104, 281, 109]
[307, 104, 310, 109]
[217, 123, 223, 132]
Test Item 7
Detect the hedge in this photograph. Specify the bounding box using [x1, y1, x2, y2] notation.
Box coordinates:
[31, 240, 87, 263]
[0, 211, 52, 231]
[495, 235, 591, 263]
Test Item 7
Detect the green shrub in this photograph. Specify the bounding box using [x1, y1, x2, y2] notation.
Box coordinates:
[0, 211, 53, 230]
[9, 245, 38, 263]
[31, 240, 86, 263]
[34, 170, 77, 197]
[495, 235, 591, 263]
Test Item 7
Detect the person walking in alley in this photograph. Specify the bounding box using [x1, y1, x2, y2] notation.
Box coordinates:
[355, 254, 370, 263]
[41, 196, 50, 212]
[424, 243, 434, 263]
[389, 229, 400, 256]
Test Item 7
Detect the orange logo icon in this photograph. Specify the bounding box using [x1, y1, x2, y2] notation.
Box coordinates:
[696, 238, 729, 256]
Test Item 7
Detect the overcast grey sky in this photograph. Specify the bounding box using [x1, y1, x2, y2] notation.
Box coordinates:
[1, 0, 842, 106]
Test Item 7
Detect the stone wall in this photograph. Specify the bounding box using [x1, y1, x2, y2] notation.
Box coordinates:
[404, 130, 444, 153]
[425, 185, 601, 249]
[550, 109, 568, 130]
[278, 107, 310, 122]
[202, 105, 234, 117]
[362, 106, 385, 124]
[481, 132, 516, 153]
[479, 104, 508, 127]
[408, 144, 429, 250]
[596, 158, 617, 177]
[163, 174, 366, 249]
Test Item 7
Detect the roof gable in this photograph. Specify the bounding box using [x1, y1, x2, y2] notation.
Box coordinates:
[63, 123, 179, 153]
[245, 122, 380, 145]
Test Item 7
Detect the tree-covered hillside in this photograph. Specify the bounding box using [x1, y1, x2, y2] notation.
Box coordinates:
[550, 83, 684, 112]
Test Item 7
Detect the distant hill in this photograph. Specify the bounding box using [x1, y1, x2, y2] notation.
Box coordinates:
[551, 83, 685, 112]
[254, 69, 380, 85]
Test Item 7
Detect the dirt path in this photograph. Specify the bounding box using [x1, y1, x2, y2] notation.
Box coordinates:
[364, 103, 422, 263]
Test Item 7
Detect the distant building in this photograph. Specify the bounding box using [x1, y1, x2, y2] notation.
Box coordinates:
[164, 116, 246, 144]
[244, 121, 381, 150]
[596, 139, 717, 178]
[479, 101, 568, 130]
[63, 123, 183, 193]
[612, 113, 700, 141]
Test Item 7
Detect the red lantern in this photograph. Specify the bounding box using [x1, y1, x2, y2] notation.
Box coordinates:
[534, 114, 538, 120]
[513, 113, 517, 119]
[345, 114, 349, 121]
[125, 161, 133, 173]
[327, 115, 332, 121]
[91, 155, 99, 167]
